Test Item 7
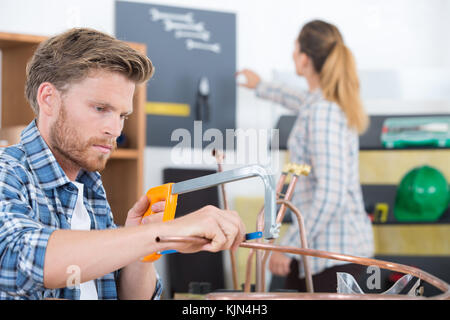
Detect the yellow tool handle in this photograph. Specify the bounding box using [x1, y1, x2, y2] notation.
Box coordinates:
[141, 183, 178, 262]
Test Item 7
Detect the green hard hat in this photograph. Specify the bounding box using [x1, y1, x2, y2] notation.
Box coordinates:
[394, 165, 449, 222]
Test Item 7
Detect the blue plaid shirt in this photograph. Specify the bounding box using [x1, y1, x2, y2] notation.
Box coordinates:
[0, 120, 163, 299]
[256, 81, 374, 278]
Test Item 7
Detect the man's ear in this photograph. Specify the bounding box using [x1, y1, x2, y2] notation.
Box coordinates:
[36, 82, 60, 117]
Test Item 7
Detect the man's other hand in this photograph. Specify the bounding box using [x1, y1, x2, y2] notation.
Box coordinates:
[125, 195, 165, 227]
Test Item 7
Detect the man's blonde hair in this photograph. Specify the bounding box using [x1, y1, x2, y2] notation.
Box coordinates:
[25, 28, 154, 115]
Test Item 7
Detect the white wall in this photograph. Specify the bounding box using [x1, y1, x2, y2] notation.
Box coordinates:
[1, 0, 449, 127]
[1, 0, 449, 295]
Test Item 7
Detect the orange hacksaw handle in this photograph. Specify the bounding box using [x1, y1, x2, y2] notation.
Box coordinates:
[141, 183, 178, 262]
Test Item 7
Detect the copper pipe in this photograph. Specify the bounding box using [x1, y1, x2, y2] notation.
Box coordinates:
[206, 292, 430, 300]
[229, 251, 238, 290]
[275, 172, 288, 197]
[260, 178, 316, 293]
[212, 149, 239, 290]
[243, 206, 263, 292]
[258, 164, 310, 292]
[276, 199, 313, 293]
[156, 236, 209, 244]
[212, 149, 229, 210]
[156, 234, 258, 292]
[254, 209, 264, 293]
[275, 175, 297, 220]
[249, 172, 287, 292]
[240, 242, 450, 296]
[260, 177, 298, 292]
[254, 172, 287, 231]
[244, 247, 255, 292]
[156, 236, 450, 298]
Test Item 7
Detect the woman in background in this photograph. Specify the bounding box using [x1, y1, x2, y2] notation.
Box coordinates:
[236, 20, 374, 292]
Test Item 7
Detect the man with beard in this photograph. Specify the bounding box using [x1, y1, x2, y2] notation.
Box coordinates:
[0, 28, 245, 300]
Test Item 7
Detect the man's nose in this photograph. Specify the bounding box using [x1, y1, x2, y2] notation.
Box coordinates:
[104, 115, 123, 138]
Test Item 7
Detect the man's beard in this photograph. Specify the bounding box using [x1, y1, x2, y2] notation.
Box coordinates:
[49, 105, 117, 172]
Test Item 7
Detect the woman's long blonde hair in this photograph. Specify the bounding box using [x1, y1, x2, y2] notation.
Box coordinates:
[298, 20, 368, 134]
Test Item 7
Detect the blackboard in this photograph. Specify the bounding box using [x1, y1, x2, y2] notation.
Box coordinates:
[116, 1, 236, 147]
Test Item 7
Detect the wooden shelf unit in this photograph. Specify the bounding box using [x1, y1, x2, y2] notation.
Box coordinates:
[0, 32, 147, 226]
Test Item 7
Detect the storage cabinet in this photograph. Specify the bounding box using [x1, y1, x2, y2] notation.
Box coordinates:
[359, 115, 450, 296]
[0, 32, 147, 226]
[273, 113, 450, 295]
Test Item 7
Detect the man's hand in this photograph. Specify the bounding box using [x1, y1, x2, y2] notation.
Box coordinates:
[125, 195, 165, 228]
[119, 195, 165, 300]
[160, 205, 246, 254]
[126, 197, 246, 254]
[269, 251, 292, 276]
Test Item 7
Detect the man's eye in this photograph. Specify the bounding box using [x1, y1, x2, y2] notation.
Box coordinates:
[95, 106, 105, 112]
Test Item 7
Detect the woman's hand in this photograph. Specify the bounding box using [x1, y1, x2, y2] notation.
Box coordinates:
[235, 69, 261, 89]
[269, 251, 292, 276]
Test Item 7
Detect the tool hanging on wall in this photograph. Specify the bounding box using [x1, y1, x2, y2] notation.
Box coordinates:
[187, 40, 221, 54]
[373, 202, 389, 223]
[149, 7, 194, 23]
[175, 30, 211, 41]
[141, 164, 278, 262]
[195, 76, 211, 122]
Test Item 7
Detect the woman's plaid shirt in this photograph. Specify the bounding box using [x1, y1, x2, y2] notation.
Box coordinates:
[256, 81, 374, 278]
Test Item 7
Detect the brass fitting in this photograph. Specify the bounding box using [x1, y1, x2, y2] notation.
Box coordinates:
[288, 163, 311, 176]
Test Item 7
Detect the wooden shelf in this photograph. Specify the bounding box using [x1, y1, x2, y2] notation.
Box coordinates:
[0, 32, 46, 48]
[360, 149, 450, 184]
[110, 148, 139, 159]
[0, 32, 147, 226]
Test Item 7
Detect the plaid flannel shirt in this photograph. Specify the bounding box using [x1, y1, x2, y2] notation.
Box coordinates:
[0, 120, 163, 299]
[256, 81, 374, 278]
